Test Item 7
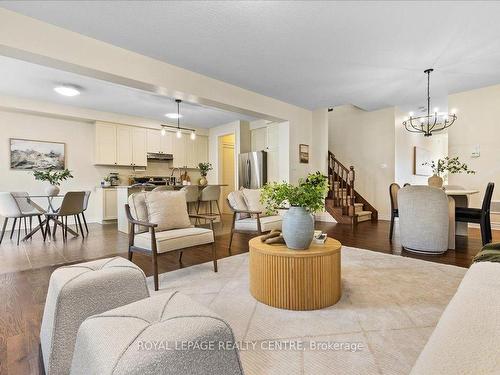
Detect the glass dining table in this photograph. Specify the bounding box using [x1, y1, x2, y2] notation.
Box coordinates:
[20, 194, 79, 241]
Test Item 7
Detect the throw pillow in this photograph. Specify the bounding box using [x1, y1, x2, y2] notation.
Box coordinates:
[145, 191, 192, 231]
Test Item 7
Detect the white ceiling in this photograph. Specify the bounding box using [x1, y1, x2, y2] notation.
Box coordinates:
[2, 1, 500, 112]
[0, 56, 256, 128]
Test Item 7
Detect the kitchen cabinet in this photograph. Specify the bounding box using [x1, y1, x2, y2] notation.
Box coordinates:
[94, 122, 147, 166]
[147, 129, 160, 153]
[132, 128, 147, 166]
[195, 136, 209, 166]
[251, 127, 267, 151]
[171, 134, 209, 168]
[251, 124, 280, 182]
[172, 134, 187, 167]
[147, 129, 173, 154]
[116, 126, 133, 166]
[95, 187, 117, 223]
[95, 122, 117, 165]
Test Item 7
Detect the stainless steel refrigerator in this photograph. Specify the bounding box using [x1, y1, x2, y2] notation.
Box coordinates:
[239, 151, 267, 189]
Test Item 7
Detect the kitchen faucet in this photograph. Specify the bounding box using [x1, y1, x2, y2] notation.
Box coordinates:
[170, 167, 181, 184]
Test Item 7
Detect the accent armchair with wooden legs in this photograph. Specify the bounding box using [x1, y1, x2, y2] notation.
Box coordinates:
[125, 190, 218, 291]
[226, 189, 282, 253]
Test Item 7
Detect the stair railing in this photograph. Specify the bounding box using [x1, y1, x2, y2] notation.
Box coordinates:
[328, 151, 355, 216]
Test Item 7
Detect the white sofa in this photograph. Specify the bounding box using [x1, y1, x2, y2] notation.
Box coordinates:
[70, 292, 244, 375]
[411, 261, 500, 374]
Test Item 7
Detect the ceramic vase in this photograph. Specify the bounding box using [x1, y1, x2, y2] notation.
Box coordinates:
[199, 176, 208, 186]
[282, 206, 314, 250]
[428, 174, 443, 188]
[45, 184, 60, 196]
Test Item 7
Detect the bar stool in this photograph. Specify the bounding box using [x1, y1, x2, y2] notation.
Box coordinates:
[198, 185, 221, 218]
[152, 185, 174, 192]
[181, 185, 200, 214]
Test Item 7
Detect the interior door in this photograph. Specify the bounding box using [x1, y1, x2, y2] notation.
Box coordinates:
[221, 142, 235, 213]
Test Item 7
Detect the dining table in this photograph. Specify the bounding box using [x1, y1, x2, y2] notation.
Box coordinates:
[444, 189, 480, 249]
[17, 194, 80, 241]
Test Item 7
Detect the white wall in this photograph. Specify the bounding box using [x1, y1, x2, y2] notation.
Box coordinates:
[311, 108, 329, 175]
[448, 84, 500, 226]
[395, 109, 448, 186]
[329, 105, 395, 220]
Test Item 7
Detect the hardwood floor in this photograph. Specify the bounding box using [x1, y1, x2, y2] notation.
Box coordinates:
[0, 215, 497, 374]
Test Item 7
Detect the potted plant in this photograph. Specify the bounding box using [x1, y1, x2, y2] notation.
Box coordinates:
[198, 162, 213, 186]
[33, 168, 74, 196]
[260, 171, 329, 249]
[424, 156, 475, 188]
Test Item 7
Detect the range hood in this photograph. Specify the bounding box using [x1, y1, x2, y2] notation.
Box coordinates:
[147, 152, 173, 161]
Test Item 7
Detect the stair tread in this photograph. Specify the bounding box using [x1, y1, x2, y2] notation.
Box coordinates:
[357, 210, 372, 216]
[354, 203, 363, 207]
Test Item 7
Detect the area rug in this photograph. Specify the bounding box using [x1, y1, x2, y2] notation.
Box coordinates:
[146, 247, 467, 375]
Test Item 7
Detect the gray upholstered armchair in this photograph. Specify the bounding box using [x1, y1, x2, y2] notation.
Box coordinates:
[125, 190, 218, 291]
[398, 185, 450, 254]
[226, 189, 282, 252]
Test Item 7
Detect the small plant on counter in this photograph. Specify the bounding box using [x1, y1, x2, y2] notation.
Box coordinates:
[33, 167, 73, 186]
[423, 156, 475, 177]
[198, 162, 213, 177]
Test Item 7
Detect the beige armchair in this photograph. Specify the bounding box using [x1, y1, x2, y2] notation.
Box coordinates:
[125, 190, 217, 291]
[226, 189, 282, 252]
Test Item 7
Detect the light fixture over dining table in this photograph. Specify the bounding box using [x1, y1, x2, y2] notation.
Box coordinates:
[403, 69, 457, 137]
[160, 99, 196, 140]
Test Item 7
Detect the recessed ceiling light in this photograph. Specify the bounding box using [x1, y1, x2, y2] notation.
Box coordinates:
[54, 85, 81, 97]
[165, 113, 183, 119]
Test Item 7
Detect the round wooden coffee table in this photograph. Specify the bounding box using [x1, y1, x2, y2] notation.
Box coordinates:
[249, 236, 342, 311]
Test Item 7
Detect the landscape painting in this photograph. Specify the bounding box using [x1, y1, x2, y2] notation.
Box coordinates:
[10, 138, 65, 170]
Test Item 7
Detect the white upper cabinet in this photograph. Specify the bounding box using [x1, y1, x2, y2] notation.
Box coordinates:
[147, 129, 161, 153]
[172, 134, 187, 168]
[250, 124, 281, 183]
[132, 127, 147, 166]
[161, 131, 173, 154]
[195, 136, 209, 167]
[251, 127, 267, 151]
[147, 129, 173, 154]
[116, 126, 133, 166]
[95, 122, 117, 165]
[94, 122, 147, 166]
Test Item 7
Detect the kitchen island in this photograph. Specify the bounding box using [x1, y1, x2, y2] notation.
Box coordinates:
[116, 184, 227, 233]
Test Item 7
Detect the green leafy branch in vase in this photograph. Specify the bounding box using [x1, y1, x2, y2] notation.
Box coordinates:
[423, 156, 475, 177]
[33, 168, 73, 186]
[260, 171, 330, 215]
[198, 162, 213, 177]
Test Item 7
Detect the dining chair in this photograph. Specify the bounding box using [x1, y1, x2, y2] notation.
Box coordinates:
[198, 186, 221, 218]
[455, 183, 495, 246]
[11, 191, 40, 235]
[78, 191, 91, 235]
[0, 192, 44, 245]
[45, 192, 86, 241]
[389, 183, 400, 240]
[398, 186, 449, 254]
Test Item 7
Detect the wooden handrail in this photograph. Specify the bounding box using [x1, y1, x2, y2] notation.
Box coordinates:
[327, 151, 356, 216]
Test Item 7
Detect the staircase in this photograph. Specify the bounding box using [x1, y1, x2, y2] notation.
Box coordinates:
[325, 151, 378, 225]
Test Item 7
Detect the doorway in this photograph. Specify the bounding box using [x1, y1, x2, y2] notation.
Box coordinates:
[218, 134, 236, 214]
